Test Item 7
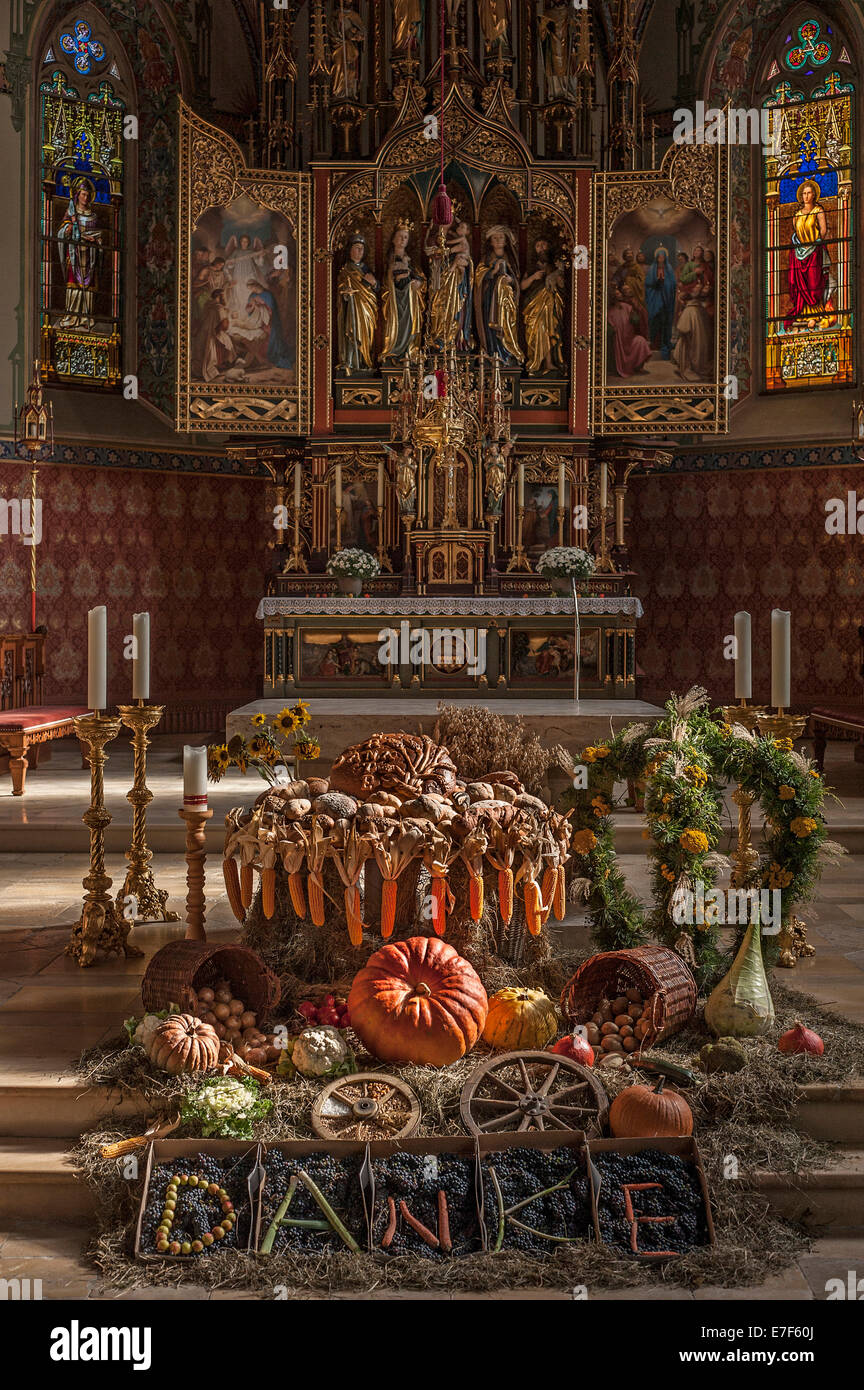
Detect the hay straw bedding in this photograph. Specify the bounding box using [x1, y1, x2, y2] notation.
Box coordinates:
[72, 971, 863, 1296]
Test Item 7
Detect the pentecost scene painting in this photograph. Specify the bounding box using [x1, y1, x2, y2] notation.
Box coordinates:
[1, 0, 864, 1340]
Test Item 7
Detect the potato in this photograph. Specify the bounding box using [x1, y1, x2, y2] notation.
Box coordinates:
[622, 1036, 638, 1052]
[612, 996, 629, 1015]
[215, 988, 232, 1005]
[629, 1004, 643, 1020]
[614, 1014, 634, 1028]
[585, 1023, 601, 1045]
[596, 1053, 625, 1069]
[625, 987, 642, 1003]
[618, 1024, 634, 1038]
[198, 987, 215, 1005]
[245, 1047, 267, 1066]
[601, 1035, 624, 1053]
[591, 1013, 605, 1027]
[600, 1021, 619, 1036]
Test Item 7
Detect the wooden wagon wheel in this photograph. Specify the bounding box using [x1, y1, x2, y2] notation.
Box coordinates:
[311, 1071, 421, 1141]
[460, 1050, 609, 1137]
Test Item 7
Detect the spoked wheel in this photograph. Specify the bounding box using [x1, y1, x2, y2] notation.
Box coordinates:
[460, 1050, 608, 1137]
[311, 1071, 422, 1141]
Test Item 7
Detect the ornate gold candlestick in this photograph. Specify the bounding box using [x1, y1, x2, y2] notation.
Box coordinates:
[556, 504, 565, 546]
[375, 505, 393, 572]
[115, 701, 178, 924]
[506, 504, 532, 573]
[720, 703, 768, 889]
[66, 712, 143, 967]
[282, 500, 309, 574]
[179, 806, 214, 941]
[754, 709, 812, 967]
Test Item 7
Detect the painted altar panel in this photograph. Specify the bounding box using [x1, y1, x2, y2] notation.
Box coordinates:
[592, 143, 729, 436]
[176, 102, 311, 434]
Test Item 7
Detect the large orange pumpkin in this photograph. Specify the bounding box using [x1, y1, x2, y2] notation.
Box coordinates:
[608, 1078, 693, 1138]
[348, 936, 488, 1066]
[482, 988, 558, 1051]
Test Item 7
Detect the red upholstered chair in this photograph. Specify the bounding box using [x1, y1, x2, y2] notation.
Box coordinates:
[0, 706, 89, 795]
[808, 624, 864, 771]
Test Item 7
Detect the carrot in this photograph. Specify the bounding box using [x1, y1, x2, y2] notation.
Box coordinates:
[381, 878, 398, 938]
[288, 871, 307, 920]
[380, 1195, 398, 1249]
[553, 864, 566, 922]
[469, 871, 484, 923]
[524, 878, 543, 936]
[498, 867, 513, 925]
[345, 885, 363, 947]
[399, 1199, 439, 1249]
[223, 857, 245, 922]
[240, 862, 254, 909]
[308, 873, 325, 926]
[262, 867, 276, 920]
[437, 1190, 452, 1252]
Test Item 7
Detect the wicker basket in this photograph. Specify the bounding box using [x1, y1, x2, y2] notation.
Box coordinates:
[141, 941, 281, 1019]
[560, 946, 696, 1046]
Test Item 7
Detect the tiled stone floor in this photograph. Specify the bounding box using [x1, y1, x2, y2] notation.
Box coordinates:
[0, 742, 861, 1299]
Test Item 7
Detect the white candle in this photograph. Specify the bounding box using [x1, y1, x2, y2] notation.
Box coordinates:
[557, 461, 566, 510]
[733, 611, 751, 700]
[132, 612, 150, 702]
[377, 459, 384, 508]
[599, 462, 608, 511]
[293, 461, 302, 509]
[771, 609, 791, 710]
[517, 463, 525, 508]
[183, 745, 208, 808]
[334, 463, 342, 511]
[87, 605, 107, 712]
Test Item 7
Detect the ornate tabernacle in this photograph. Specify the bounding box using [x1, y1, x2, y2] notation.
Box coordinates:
[176, 4, 703, 697]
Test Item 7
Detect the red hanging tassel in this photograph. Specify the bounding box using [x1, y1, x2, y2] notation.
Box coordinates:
[434, 367, 448, 397]
[432, 185, 453, 226]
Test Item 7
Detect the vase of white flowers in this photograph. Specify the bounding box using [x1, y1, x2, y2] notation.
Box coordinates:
[326, 547, 380, 595]
[536, 546, 596, 593]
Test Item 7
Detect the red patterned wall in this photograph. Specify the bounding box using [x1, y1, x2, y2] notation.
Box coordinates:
[628, 466, 864, 711]
[0, 462, 268, 708]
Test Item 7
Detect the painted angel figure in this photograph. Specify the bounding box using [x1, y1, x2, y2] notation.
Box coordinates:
[222, 234, 267, 321]
[57, 177, 103, 330]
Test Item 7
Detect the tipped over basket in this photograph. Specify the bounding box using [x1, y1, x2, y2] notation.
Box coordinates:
[560, 946, 696, 1047]
[141, 941, 281, 1019]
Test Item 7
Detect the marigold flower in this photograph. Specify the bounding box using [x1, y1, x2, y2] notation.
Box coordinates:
[679, 828, 710, 854]
[778, 784, 796, 801]
[571, 829, 598, 855]
[790, 816, 817, 839]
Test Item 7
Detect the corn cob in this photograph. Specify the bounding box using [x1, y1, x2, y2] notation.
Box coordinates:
[345, 885, 363, 947]
[381, 878, 398, 938]
[288, 871, 307, 920]
[262, 867, 276, 919]
[240, 862, 254, 908]
[469, 871, 484, 922]
[430, 876, 448, 937]
[497, 867, 513, 925]
[308, 873, 325, 926]
[524, 878, 543, 936]
[553, 864, 566, 921]
[223, 857, 245, 922]
[541, 866, 556, 925]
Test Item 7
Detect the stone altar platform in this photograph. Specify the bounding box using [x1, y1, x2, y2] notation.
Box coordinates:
[226, 696, 664, 762]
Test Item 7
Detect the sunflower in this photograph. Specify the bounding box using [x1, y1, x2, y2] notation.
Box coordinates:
[290, 700, 311, 726]
[274, 708, 300, 736]
[251, 712, 267, 728]
[249, 736, 271, 757]
[293, 739, 321, 761]
[211, 744, 231, 772]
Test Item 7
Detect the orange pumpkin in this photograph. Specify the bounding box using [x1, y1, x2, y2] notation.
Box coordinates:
[608, 1077, 693, 1138]
[482, 988, 558, 1051]
[147, 1013, 221, 1075]
[347, 936, 488, 1067]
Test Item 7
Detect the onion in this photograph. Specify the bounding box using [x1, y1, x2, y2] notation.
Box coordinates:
[245, 1047, 267, 1065]
[213, 1002, 231, 1021]
[228, 999, 244, 1015]
[214, 1023, 226, 1039]
[203, 1011, 218, 1026]
[215, 989, 232, 1005]
[778, 1021, 824, 1055]
[198, 988, 215, 1004]
[240, 1011, 257, 1030]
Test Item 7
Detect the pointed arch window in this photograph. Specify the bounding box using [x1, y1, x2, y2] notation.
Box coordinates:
[761, 15, 854, 391]
[38, 13, 129, 387]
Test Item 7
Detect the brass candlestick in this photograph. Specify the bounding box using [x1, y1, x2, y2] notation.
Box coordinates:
[282, 500, 309, 574]
[720, 703, 769, 886]
[375, 504, 393, 572]
[66, 712, 143, 968]
[116, 701, 178, 924]
[179, 806, 214, 941]
[505, 504, 532, 573]
[556, 504, 565, 546]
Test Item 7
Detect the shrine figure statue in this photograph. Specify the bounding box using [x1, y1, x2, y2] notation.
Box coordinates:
[478, 0, 511, 44]
[382, 221, 426, 363]
[393, 0, 423, 49]
[483, 439, 507, 516]
[474, 225, 523, 366]
[521, 236, 565, 375]
[393, 443, 418, 515]
[538, 3, 578, 100]
[337, 232, 378, 374]
[330, 6, 365, 99]
[57, 177, 103, 330]
[427, 219, 474, 350]
[783, 178, 837, 332]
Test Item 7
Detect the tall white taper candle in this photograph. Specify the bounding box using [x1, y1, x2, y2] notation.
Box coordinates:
[87, 605, 107, 712]
[334, 463, 342, 511]
[733, 611, 751, 700]
[377, 458, 384, 508]
[132, 611, 150, 701]
[771, 610, 791, 710]
[599, 461, 608, 511]
[183, 745, 208, 808]
[557, 461, 566, 510]
[293, 461, 302, 509]
[517, 463, 525, 508]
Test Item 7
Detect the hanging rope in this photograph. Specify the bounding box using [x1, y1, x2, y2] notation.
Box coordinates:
[431, 0, 452, 225]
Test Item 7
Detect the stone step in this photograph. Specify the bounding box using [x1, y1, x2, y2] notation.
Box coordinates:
[794, 1083, 864, 1144]
[0, 1140, 95, 1221]
[0, 1077, 147, 1138]
[740, 1147, 864, 1229]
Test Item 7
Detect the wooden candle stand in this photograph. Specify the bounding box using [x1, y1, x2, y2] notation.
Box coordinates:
[179, 806, 214, 941]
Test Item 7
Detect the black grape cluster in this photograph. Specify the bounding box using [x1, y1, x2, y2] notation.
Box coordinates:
[483, 1146, 591, 1256]
[593, 1149, 709, 1254]
[260, 1148, 365, 1254]
[141, 1151, 252, 1257]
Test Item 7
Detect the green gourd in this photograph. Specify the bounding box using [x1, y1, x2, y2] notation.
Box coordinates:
[704, 918, 774, 1037]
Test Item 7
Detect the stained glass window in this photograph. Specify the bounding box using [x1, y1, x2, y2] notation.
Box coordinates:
[38, 17, 126, 387]
[762, 16, 853, 391]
